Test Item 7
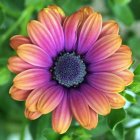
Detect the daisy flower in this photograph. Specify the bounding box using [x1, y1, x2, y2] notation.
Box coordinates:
[8, 5, 133, 134]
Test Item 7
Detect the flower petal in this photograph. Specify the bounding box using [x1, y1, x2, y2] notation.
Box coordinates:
[63, 6, 93, 52]
[99, 20, 119, 37]
[37, 85, 64, 114]
[38, 8, 64, 52]
[81, 84, 111, 115]
[70, 90, 90, 127]
[14, 69, 51, 90]
[27, 20, 57, 57]
[26, 87, 46, 112]
[63, 12, 82, 51]
[25, 82, 54, 111]
[9, 85, 31, 101]
[10, 35, 31, 50]
[8, 56, 34, 74]
[86, 109, 98, 129]
[116, 45, 132, 56]
[25, 109, 42, 120]
[89, 52, 132, 72]
[79, 6, 93, 18]
[47, 5, 65, 21]
[77, 12, 102, 54]
[104, 92, 126, 109]
[88, 72, 125, 93]
[17, 44, 52, 68]
[52, 92, 72, 134]
[85, 35, 122, 63]
[115, 70, 134, 86]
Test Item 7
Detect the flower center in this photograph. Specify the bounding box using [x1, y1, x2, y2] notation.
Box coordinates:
[53, 52, 86, 87]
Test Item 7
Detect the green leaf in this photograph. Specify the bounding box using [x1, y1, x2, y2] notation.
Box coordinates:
[128, 37, 140, 60]
[112, 124, 125, 140]
[127, 104, 140, 118]
[29, 114, 59, 140]
[128, 82, 140, 94]
[134, 75, 140, 83]
[108, 0, 134, 26]
[0, 7, 5, 25]
[0, 0, 22, 17]
[134, 65, 140, 75]
[71, 128, 92, 140]
[43, 128, 60, 140]
[61, 135, 72, 140]
[90, 117, 109, 137]
[125, 129, 136, 140]
[113, 0, 131, 5]
[121, 91, 136, 103]
[124, 93, 136, 103]
[25, 0, 41, 6]
[128, 65, 140, 94]
[129, 0, 140, 20]
[0, 67, 11, 85]
[107, 109, 126, 130]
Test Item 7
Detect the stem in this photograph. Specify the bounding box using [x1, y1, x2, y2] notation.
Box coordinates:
[0, 6, 34, 45]
[20, 125, 26, 140]
[20, 119, 28, 140]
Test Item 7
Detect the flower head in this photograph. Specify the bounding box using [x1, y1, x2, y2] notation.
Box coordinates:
[8, 5, 133, 134]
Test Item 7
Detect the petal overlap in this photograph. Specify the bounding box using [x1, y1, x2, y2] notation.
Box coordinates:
[89, 52, 132, 72]
[17, 44, 52, 68]
[63, 12, 82, 51]
[10, 86, 31, 101]
[14, 69, 51, 90]
[52, 92, 72, 134]
[88, 73, 125, 93]
[85, 34, 122, 63]
[99, 20, 119, 37]
[8, 56, 34, 74]
[37, 85, 64, 114]
[25, 109, 42, 120]
[70, 90, 90, 128]
[27, 20, 57, 57]
[77, 12, 102, 54]
[86, 109, 98, 129]
[115, 70, 134, 86]
[10, 35, 32, 50]
[81, 84, 111, 115]
[103, 92, 126, 109]
[38, 8, 64, 52]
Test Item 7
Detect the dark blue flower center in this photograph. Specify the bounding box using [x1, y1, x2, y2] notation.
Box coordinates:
[53, 52, 86, 87]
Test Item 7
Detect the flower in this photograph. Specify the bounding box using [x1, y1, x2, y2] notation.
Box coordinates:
[8, 5, 133, 134]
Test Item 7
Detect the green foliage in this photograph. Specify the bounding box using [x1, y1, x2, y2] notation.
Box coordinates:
[129, 0, 140, 20]
[107, 109, 126, 130]
[107, 109, 126, 140]
[113, 0, 131, 5]
[128, 37, 140, 60]
[123, 92, 136, 103]
[107, 0, 134, 26]
[54, 0, 92, 14]
[128, 65, 140, 94]
[0, 67, 11, 85]
[29, 114, 60, 140]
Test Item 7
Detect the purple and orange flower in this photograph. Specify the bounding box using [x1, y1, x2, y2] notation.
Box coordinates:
[8, 5, 133, 134]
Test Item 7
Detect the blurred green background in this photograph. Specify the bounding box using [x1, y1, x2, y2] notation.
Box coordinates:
[0, 0, 140, 140]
